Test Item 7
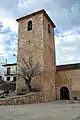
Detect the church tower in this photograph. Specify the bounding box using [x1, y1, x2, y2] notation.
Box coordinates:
[16, 9, 56, 100]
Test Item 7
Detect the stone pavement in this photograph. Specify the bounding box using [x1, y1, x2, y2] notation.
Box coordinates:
[0, 101, 80, 120]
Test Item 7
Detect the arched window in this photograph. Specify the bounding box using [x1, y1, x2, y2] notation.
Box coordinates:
[48, 24, 50, 33]
[60, 86, 70, 100]
[28, 20, 32, 31]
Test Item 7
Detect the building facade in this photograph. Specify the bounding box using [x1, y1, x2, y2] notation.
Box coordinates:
[56, 64, 80, 100]
[16, 9, 80, 100]
[2, 63, 17, 82]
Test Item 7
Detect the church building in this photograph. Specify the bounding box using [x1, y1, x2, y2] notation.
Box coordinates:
[16, 9, 80, 100]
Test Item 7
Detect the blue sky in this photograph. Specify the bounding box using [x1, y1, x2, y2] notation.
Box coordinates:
[0, 0, 80, 74]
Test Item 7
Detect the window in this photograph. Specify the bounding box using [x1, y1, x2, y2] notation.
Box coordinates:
[0, 76, 2, 80]
[13, 76, 16, 81]
[48, 24, 50, 33]
[7, 77, 10, 81]
[28, 20, 32, 31]
[7, 68, 10, 75]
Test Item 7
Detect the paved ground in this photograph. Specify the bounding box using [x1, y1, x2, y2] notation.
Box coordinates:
[0, 101, 80, 120]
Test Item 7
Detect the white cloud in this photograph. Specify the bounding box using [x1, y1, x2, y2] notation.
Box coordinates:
[0, 23, 17, 61]
[55, 29, 80, 65]
[0, 8, 18, 33]
[0, 0, 80, 66]
[3, 19, 18, 33]
[0, 0, 80, 29]
[0, 34, 6, 55]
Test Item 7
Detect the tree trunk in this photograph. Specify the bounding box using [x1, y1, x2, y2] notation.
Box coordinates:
[29, 85, 31, 92]
[25, 79, 32, 92]
[27, 84, 31, 92]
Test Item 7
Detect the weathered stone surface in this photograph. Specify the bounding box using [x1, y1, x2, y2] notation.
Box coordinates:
[0, 92, 46, 105]
[56, 69, 80, 100]
[16, 9, 80, 103]
[17, 10, 56, 102]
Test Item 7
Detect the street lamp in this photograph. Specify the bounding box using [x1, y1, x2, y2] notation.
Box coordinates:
[13, 54, 17, 57]
[13, 54, 17, 64]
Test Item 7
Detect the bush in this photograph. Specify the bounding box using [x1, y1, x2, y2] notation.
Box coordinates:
[31, 88, 40, 92]
[17, 88, 28, 95]
[9, 82, 16, 90]
[4, 90, 9, 94]
[0, 82, 16, 91]
[0, 95, 5, 99]
[74, 97, 77, 100]
[0, 79, 5, 84]
[17, 92, 26, 95]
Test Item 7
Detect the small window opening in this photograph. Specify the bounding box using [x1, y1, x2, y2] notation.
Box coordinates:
[7, 68, 10, 75]
[28, 20, 32, 31]
[13, 76, 16, 82]
[7, 77, 10, 81]
[48, 24, 50, 33]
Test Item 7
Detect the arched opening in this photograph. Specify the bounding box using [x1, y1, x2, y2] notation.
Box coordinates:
[28, 20, 32, 31]
[60, 86, 70, 100]
[48, 24, 50, 33]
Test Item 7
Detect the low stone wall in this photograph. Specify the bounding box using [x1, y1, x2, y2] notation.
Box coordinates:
[0, 92, 46, 105]
[71, 91, 80, 100]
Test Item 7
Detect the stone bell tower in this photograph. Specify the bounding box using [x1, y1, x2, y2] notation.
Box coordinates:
[16, 9, 56, 100]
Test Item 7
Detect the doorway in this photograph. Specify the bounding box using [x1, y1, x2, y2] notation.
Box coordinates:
[60, 86, 70, 100]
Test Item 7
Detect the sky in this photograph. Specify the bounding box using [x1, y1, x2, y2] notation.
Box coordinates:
[0, 0, 80, 74]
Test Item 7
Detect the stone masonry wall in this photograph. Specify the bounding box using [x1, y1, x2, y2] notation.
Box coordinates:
[17, 13, 44, 92]
[0, 91, 54, 105]
[42, 15, 56, 99]
[17, 11, 56, 101]
[56, 69, 80, 100]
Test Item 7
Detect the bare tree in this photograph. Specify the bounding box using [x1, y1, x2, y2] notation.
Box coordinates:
[18, 57, 41, 92]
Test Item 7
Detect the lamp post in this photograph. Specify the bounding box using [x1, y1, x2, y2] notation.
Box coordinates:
[13, 54, 17, 64]
[13, 54, 16, 57]
[13, 54, 18, 92]
[5, 59, 7, 64]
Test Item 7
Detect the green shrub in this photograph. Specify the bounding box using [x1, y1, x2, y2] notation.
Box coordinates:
[0, 82, 16, 91]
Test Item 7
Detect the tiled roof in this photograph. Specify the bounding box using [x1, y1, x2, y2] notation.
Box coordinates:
[2, 63, 17, 67]
[56, 63, 80, 71]
[16, 9, 56, 28]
